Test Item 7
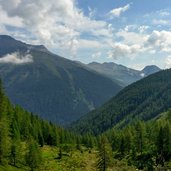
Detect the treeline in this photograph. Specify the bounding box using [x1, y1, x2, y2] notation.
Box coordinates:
[96, 110, 171, 171]
[0, 80, 95, 170]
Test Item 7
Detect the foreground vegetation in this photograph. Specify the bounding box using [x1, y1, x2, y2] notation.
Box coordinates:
[1, 78, 171, 171]
[104, 111, 171, 171]
[0, 145, 136, 171]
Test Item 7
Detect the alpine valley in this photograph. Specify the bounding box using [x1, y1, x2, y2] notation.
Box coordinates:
[0, 35, 122, 125]
[71, 68, 171, 135]
[1, 35, 171, 171]
[1, 0, 171, 170]
[0, 35, 160, 125]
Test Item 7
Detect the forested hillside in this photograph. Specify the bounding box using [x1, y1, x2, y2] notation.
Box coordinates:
[71, 69, 171, 135]
[0, 35, 122, 125]
[0, 79, 96, 170]
[103, 110, 171, 170]
[1, 78, 171, 170]
[1, 0, 171, 170]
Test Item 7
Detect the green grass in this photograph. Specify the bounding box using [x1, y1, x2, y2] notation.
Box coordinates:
[0, 145, 137, 171]
[39, 146, 97, 171]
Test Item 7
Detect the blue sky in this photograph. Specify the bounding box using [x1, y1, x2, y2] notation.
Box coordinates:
[0, 0, 171, 69]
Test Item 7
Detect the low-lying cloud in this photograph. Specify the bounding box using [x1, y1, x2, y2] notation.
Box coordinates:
[165, 56, 171, 69]
[0, 52, 33, 64]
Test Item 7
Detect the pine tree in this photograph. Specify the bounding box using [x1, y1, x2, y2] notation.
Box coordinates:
[134, 121, 145, 154]
[119, 136, 126, 157]
[96, 136, 112, 171]
[0, 116, 10, 165]
[10, 138, 21, 166]
[25, 139, 42, 171]
[0, 80, 11, 165]
[156, 124, 171, 167]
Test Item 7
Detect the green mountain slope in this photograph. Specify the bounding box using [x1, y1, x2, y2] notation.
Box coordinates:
[71, 69, 171, 135]
[0, 78, 99, 171]
[0, 35, 122, 125]
[1, 76, 171, 171]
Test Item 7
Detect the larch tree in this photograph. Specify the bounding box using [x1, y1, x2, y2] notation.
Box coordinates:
[96, 135, 112, 171]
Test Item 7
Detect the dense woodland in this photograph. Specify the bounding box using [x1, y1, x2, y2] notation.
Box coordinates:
[1, 77, 171, 171]
[104, 111, 171, 170]
[0, 79, 96, 170]
[71, 68, 171, 135]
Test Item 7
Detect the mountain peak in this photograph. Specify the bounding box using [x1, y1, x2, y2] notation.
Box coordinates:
[88, 61, 101, 65]
[0, 35, 50, 55]
[0, 35, 15, 40]
[142, 65, 161, 75]
[29, 44, 50, 53]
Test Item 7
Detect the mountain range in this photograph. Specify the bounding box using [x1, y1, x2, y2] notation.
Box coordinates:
[0, 35, 122, 125]
[0, 35, 161, 126]
[1, 35, 171, 170]
[87, 62, 161, 86]
[71, 68, 171, 135]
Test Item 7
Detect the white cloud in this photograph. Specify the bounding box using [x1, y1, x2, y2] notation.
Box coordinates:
[88, 7, 96, 18]
[0, 24, 6, 33]
[124, 25, 137, 32]
[116, 29, 171, 54]
[0, 0, 170, 68]
[159, 11, 170, 17]
[147, 30, 171, 52]
[0, 0, 113, 56]
[165, 56, 171, 69]
[144, 9, 170, 19]
[0, 52, 33, 64]
[107, 51, 114, 59]
[92, 52, 101, 59]
[0, 6, 23, 27]
[107, 28, 148, 60]
[77, 39, 103, 49]
[116, 29, 148, 45]
[109, 3, 131, 18]
[108, 43, 142, 59]
[153, 19, 169, 25]
[138, 25, 150, 33]
[140, 73, 145, 77]
[107, 27, 171, 61]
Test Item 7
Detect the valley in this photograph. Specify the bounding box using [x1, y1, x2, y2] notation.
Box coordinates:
[1, 0, 171, 170]
[0, 35, 161, 126]
[1, 77, 171, 170]
[0, 38, 171, 170]
[0, 35, 122, 125]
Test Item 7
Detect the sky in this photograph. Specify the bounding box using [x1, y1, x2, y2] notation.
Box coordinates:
[0, 0, 171, 69]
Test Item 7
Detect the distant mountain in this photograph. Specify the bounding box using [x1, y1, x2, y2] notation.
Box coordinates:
[71, 69, 171, 135]
[141, 65, 161, 76]
[0, 35, 122, 125]
[87, 62, 161, 86]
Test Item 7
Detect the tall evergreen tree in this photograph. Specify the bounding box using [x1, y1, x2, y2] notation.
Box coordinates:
[10, 138, 21, 166]
[25, 139, 42, 171]
[0, 80, 10, 165]
[96, 136, 112, 171]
